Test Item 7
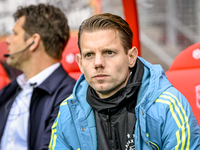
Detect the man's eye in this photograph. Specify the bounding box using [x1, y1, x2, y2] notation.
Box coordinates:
[107, 51, 113, 54]
[85, 53, 92, 58]
[107, 51, 115, 55]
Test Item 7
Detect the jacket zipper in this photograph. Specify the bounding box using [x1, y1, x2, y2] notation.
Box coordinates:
[106, 109, 112, 139]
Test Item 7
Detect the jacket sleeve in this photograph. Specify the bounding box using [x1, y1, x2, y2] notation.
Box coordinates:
[49, 94, 79, 150]
[157, 90, 200, 149]
[49, 110, 71, 150]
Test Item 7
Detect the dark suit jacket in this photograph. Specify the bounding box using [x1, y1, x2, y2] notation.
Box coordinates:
[0, 65, 76, 150]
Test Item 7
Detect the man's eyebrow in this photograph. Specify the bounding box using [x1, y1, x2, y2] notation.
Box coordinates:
[102, 48, 118, 51]
[81, 50, 92, 55]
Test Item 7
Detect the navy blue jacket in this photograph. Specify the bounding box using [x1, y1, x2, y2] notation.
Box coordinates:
[0, 65, 76, 150]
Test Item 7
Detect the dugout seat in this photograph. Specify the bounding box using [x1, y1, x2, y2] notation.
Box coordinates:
[0, 41, 8, 63]
[61, 37, 82, 80]
[165, 42, 200, 126]
[0, 63, 10, 90]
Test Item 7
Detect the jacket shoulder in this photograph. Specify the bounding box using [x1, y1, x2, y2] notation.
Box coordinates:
[147, 87, 193, 126]
[145, 87, 200, 149]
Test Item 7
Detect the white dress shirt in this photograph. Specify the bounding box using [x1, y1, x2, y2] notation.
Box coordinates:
[1, 62, 60, 150]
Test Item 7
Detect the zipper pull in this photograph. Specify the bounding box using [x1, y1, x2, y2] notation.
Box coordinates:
[106, 109, 112, 139]
[106, 109, 110, 121]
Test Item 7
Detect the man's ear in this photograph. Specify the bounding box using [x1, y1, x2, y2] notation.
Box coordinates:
[28, 33, 41, 51]
[76, 53, 84, 73]
[128, 46, 138, 68]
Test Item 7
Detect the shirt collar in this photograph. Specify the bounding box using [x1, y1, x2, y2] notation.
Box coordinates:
[17, 62, 60, 89]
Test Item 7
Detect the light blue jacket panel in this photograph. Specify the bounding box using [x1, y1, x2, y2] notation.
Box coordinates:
[49, 79, 96, 150]
[49, 57, 200, 150]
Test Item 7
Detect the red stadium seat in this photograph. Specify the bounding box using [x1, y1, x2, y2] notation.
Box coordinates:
[61, 37, 82, 80]
[0, 41, 9, 63]
[0, 40, 10, 90]
[165, 42, 200, 126]
[0, 63, 10, 90]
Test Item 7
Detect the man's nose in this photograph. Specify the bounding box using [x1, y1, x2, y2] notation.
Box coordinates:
[94, 54, 105, 69]
[5, 34, 13, 45]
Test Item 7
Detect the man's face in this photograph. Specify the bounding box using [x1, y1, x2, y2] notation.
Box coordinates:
[5, 16, 30, 69]
[77, 29, 137, 99]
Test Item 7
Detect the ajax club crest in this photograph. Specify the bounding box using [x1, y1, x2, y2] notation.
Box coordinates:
[125, 133, 135, 150]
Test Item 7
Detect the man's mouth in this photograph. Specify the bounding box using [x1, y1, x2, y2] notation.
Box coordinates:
[94, 74, 108, 80]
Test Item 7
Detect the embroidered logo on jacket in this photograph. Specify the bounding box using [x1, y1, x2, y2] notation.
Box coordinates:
[125, 133, 135, 150]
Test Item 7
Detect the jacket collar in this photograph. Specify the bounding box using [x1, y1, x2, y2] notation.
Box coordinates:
[36, 65, 69, 94]
[136, 57, 172, 110]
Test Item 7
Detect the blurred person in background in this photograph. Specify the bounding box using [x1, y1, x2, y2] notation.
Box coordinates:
[0, 3, 76, 150]
[49, 13, 200, 150]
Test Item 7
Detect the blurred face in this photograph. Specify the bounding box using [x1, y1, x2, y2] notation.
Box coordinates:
[5, 16, 30, 69]
[77, 29, 137, 99]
